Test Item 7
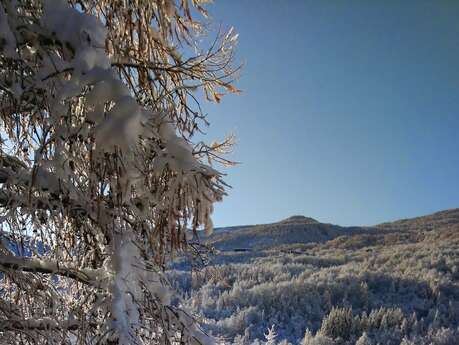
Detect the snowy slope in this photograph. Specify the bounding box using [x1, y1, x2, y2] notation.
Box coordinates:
[207, 215, 369, 251]
[169, 209, 459, 345]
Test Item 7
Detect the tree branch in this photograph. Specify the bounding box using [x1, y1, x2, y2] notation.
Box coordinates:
[0, 255, 97, 285]
[0, 318, 79, 332]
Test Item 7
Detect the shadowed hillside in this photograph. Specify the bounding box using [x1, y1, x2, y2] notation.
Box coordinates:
[207, 215, 370, 251]
[169, 209, 459, 345]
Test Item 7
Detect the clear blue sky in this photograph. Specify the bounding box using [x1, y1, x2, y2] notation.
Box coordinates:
[200, 0, 459, 227]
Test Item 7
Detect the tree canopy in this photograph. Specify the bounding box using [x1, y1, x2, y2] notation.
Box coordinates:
[0, 0, 239, 344]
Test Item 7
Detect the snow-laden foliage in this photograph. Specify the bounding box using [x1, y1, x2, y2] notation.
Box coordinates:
[169, 209, 459, 344]
[0, 0, 239, 344]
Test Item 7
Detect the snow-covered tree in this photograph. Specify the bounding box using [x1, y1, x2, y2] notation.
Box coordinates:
[319, 307, 353, 341]
[0, 0, 239, 344]
[264, 325, 277, 345]
[355, 332, 373, 345]
[301, 329, 335, 345]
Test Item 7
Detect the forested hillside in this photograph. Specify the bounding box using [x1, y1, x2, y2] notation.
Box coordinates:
[169, 209, 459, 345]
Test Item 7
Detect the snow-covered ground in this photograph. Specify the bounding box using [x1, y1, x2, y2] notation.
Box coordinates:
[168, 210, 459, 345]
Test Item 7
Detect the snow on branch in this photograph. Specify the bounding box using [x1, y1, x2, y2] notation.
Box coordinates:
[0, 254, 103, 285]
[0, 318, 80, 332]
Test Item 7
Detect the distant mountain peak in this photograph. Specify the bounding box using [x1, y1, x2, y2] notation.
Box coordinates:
[280, 215, 319, 224]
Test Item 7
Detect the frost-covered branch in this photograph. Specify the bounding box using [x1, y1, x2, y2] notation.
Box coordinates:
[0, 255, 99, 285]
[0, 318, 80, 331]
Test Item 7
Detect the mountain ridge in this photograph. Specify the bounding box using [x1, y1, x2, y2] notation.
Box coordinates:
[208, 208, 459, 251]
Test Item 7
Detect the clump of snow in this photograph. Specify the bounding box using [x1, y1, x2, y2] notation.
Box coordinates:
[42, 0, 107, 55]
[94, 96, 142, 153]
[109, 230, 142, 345]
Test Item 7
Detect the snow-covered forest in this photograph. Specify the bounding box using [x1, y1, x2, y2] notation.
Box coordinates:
[168, 210, 459, 345]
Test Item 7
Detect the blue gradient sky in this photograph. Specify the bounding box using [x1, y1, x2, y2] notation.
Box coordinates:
[201, 0, 459, 227]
